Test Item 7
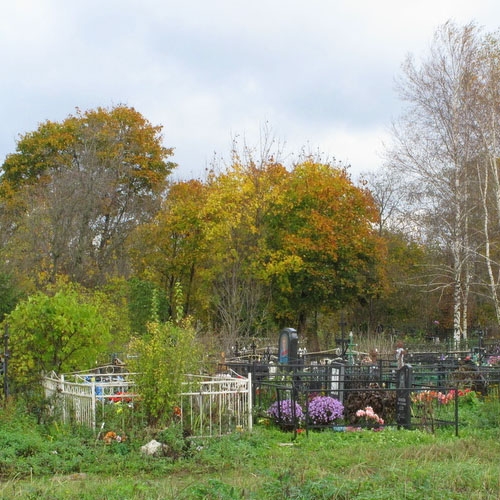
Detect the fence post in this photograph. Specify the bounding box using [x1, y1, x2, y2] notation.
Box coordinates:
[247, 373, 253, 431]
[91, 378, 96, 430]
[61, 374, 66, 424]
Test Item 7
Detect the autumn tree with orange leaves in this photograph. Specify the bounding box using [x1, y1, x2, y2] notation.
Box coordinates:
[261, 160, 386, 350]
[133, 153, 385, 350]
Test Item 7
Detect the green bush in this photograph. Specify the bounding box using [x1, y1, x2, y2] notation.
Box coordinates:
[128, 284, 202, 427]
[156, 423, 191, 460]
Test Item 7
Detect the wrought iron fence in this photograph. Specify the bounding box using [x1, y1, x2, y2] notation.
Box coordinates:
[244, 362, 461, 435]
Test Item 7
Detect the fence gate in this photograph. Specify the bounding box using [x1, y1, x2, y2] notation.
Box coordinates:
[180, 374, 252, 438]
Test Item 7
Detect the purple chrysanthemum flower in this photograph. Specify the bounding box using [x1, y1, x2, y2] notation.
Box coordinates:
[267, 399, 304, 424]
[308, 396, 344, 425]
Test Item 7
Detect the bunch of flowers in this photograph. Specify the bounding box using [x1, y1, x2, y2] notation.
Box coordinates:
[487, 355, 500, 366]
[307, 396, 344, 425]
[110, 391, 133, 403]
[267, 399, 304, 425]
[355, 406, 384, 428]
[412, 390, 446, 404]
[412, 388, 473, 405]
[103, 431, 127, 444]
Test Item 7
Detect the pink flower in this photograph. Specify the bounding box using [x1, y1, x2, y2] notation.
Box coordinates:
[356, 406, 384, 427]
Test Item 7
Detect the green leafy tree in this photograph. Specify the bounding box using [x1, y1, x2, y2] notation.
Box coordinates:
[3, 282, 115, 390]
[127, 277, 169, 336]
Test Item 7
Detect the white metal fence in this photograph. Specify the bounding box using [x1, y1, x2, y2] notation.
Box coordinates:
[42, 369, 253, 437]
[180, 374, 253, 438]
[42, 366, 138, 429]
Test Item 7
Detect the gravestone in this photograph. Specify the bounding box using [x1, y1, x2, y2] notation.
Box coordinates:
[396, 364, 413, 429]
[278, 328, 298, 364]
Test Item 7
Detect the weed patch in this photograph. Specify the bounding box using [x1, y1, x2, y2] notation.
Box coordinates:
[1, 399, 500, 498]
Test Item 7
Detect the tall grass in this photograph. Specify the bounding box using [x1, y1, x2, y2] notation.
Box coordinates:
[0, 396, 499, 499]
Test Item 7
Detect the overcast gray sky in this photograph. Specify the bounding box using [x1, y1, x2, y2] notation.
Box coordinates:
[2, 1, 500, 181]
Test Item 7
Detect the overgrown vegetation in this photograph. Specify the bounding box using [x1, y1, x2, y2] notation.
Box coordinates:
[128, 284, 202, 427]
[4, 281, 117, 390]
[0, 394, 500, 499]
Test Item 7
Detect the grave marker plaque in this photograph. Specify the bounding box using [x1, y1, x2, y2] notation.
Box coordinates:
[396, 364, 413, 429]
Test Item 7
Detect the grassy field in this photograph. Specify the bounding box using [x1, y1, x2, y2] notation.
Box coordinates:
[1, 398, 500, 499]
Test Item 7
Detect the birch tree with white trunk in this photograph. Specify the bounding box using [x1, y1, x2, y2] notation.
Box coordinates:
[387, 21, 483, 344]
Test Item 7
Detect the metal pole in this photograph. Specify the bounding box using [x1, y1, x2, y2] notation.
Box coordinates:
[339, 312, 347, 359]
[247, 372, 253, 432]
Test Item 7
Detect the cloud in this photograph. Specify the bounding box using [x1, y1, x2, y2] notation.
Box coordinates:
[1, 0, 500, 180]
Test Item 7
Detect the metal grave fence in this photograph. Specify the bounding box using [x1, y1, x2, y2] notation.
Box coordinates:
[42, 366, 138, 429]
[180, 374, 253, 438]
[42, 369, 252, 437]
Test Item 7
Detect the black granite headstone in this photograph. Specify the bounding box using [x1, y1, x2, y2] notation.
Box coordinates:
[396, 364, 413, 429]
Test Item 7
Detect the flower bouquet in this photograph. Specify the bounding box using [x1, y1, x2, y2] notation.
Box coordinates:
[355, 406, 384, 430]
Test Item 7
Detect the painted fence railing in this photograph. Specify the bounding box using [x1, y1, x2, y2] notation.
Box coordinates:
[180, 374, 253, 438]
[42, 369, 253, 437]
[42, 367, 138, 429]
